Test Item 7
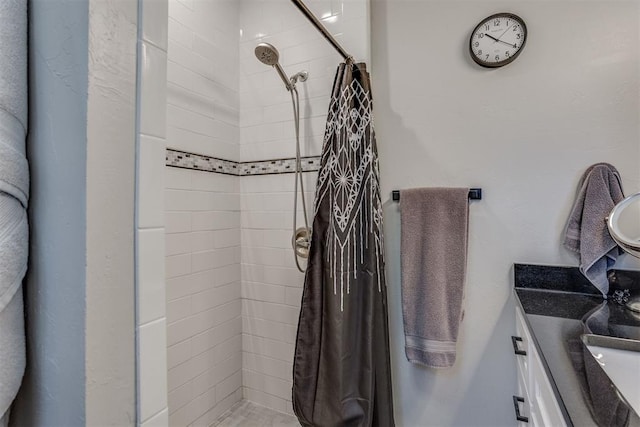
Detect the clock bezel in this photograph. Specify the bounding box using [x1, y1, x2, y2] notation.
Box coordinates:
[469, 13, 527, 68]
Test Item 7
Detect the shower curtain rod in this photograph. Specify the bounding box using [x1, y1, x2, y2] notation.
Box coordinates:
[290, 0, 353, 61]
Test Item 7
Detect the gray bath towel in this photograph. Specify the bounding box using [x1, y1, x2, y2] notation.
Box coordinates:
[400, 187, 470, 368]
[563, 163, 624, 297]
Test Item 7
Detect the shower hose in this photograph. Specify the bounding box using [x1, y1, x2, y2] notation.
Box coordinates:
[290, 86, 310, 273]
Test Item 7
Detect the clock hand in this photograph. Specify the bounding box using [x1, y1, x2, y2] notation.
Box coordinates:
[484, 33, 516, 48]
[495, 23, 516, 42]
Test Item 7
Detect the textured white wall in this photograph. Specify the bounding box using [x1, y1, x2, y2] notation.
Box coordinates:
[85, 0, 138, 424]
[372, 1, 640, 426]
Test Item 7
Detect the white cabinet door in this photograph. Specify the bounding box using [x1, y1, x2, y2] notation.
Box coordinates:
[515, 306, 532, 425]
[515, 305, 567, 427]
[530, 343, 567, 427]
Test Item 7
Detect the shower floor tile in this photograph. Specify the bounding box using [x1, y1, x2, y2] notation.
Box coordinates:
[213, 400, 300, 427]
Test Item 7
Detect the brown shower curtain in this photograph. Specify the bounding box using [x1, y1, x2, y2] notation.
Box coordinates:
[292, 61, 395, 427]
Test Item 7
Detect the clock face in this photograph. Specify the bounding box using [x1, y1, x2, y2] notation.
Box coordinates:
[470, 13, 527, 68]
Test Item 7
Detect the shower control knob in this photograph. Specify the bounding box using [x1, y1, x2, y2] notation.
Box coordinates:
[293, 227, 311, 259]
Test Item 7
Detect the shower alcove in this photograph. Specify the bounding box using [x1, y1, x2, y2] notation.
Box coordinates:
[135, 0, 371, 424]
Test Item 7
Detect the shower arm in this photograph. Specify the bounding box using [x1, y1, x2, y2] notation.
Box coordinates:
[290, 0, 353, 62]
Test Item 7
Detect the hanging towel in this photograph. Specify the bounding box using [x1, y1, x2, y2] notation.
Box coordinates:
[563, 163, 624, 298]
[400, 187, 470, 368]
[0, 0, 28, 425]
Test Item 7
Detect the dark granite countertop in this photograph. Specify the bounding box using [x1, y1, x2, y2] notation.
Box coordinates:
[514, 264, 640, 427]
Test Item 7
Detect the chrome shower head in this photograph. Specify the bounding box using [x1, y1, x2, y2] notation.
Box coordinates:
[255, 43, 292, 91]
[255, 43, 280, 66]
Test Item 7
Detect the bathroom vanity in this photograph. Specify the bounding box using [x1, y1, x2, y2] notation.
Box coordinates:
[513, 264, 640, 427]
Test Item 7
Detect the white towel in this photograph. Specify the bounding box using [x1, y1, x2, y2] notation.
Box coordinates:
[0, 0, 28, 423]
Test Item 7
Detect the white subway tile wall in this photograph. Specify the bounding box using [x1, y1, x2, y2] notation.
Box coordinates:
[239, 173, 316, 414]
[165, 0, 242, 424]
[165, 166, 242, 425]
[141, 408, 170, 427]
[167, 0, 241, 162]
[138, 228, 167, 325]
[137, 0, 170, 424]
[140, 42, 169, 139]
[139, 318, 169, 422]
[139, 136, 167, 229]
[140, 0, 169, 52]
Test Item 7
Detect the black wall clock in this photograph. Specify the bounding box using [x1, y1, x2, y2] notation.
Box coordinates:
[470, 13, 527, 68]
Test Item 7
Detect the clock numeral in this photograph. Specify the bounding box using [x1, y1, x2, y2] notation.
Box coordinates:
[478, 33, 484, 38]
[477, 50, 482, 55]
[495, 55, 500, 61]
[494, 19, 500, 26]
[505, 51, 510, 58]
[485, 24, 489, 31]
[516, 34, 521, 39]
[474, 42, 479, 47]
[513, 25, 519, 31]
[485, 54, 489, 60]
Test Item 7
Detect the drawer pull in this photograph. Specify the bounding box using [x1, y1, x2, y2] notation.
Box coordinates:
[513, 395, 529, 423]
[511, 336, 527, 356]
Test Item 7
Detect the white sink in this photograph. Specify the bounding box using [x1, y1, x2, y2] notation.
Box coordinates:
[583, 334, 640, 416]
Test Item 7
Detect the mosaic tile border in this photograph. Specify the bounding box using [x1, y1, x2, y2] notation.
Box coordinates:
[239, 157, 321, 176]
[166, 148, 321, 176]
[166, 149, 239, 175]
